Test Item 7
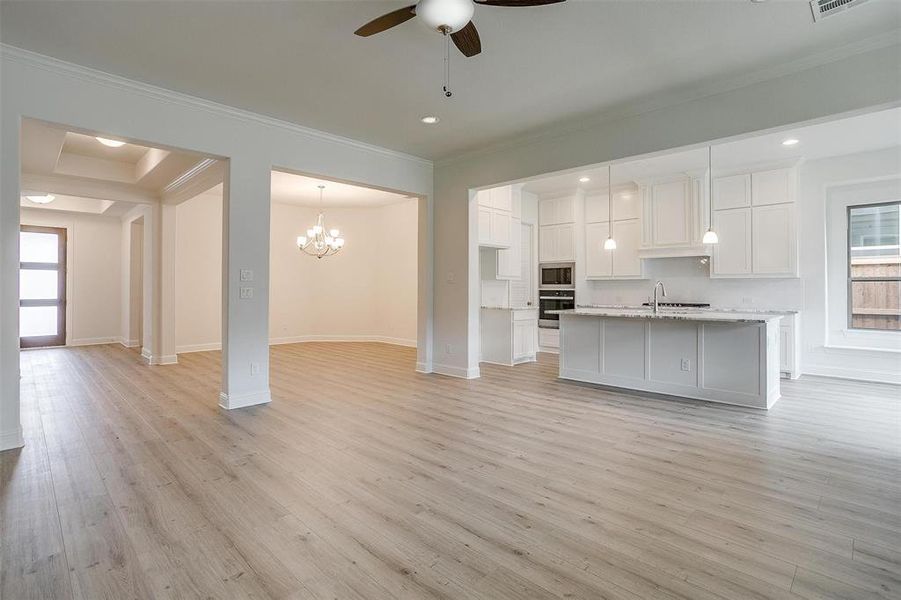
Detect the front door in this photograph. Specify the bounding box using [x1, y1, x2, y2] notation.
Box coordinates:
[19, 225, 67, 348]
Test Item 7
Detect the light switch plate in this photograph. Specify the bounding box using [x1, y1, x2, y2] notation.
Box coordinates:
[240, 269, 254, 282]
[240, 286, 253, 299]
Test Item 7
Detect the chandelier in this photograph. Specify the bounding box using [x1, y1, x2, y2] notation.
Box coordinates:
[296, 185, 345, 258]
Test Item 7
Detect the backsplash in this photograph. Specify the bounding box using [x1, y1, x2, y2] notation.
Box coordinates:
[579, 257, 804, 310]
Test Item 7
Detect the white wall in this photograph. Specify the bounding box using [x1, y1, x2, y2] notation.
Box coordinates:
[432, 43, 901, 378]
[1, 46, 432, 450]
[20, 208, 122, 346]
[175, 192, 222, 353]
[172, 196, 418, 350]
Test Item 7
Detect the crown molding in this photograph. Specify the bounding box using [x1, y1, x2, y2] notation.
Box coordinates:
[1, 44, 433, 169]
[436, 30, 901, 169]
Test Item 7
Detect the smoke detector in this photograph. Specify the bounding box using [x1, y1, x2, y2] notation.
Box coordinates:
[810, 0, 871, 22]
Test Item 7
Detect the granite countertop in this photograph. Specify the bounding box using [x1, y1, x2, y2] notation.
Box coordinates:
[549, 307, 784, 323]
[481, 306, 538, 311]
[577, 304, 798, 315]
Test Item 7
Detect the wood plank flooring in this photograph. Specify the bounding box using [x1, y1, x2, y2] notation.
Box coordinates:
[2, 342, 899, 599]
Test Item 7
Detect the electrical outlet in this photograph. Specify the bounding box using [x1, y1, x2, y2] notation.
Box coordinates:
[250, 362, 260, 376]
[681, 358, 691, 372]
[446, 271, 456, 284]
[240, 269, 254, 282]
[445, 344, 454, 355]
[240, 286, 253, 299]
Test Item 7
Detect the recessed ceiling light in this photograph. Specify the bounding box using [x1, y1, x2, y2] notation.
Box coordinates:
[579, 177, 591, 183]
[420, 116, 440, 124]
[782, 138, 800, 146]
[96, 137, 126, 147]
[26, 194, 55, 204]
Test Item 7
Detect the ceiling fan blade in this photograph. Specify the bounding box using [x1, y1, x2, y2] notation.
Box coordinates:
[451, 21, 482, 57]
[475, 0, 565, 6]
[354, 5, 417, 37]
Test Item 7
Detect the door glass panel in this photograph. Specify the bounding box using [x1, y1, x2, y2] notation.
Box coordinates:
[20, 306, 58, 337]
[20, 269, 58, 300]
[20, 231, 59, 263]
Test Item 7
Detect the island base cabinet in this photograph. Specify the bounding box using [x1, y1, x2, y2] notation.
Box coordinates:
[559, 314, 780, 409]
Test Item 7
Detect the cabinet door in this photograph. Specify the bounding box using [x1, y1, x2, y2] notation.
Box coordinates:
[780, 324, 793, 373]
[490, 210, 512, 247]
[612, 219, 642, 278]
[556, 224, 575, 261]
[712, 208, 752, 276]
[478, 207, 491, 245]
[539, 225, 557, 262]
[490, 185, 513, 212]
[753, 204, 796, 275]
[584, 193, 608, 224]
[713, 174, 751, 210]
[539, 199, 555, 225]
[476, 189, 492, 208]
[513, 320, 536, 359]
[497, 218, 521, 279]
[613, 190, 640, 221]
[752, 168, 794, 206]
[651, 180, 691, 246]
[556, 196, 575, 224]
[585, 222, 612, 278]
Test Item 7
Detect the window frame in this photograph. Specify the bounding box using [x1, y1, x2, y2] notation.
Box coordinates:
[846, 200, 900, 332]
[19, 225, 67, 348]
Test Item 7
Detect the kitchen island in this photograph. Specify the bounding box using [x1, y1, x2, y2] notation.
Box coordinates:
[551, 307, 783, 409]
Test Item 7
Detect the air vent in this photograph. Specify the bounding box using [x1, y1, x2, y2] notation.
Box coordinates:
[810, 0, 871, 21]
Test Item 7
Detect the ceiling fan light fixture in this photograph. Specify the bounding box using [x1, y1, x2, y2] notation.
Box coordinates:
[417, 0, 474, 32]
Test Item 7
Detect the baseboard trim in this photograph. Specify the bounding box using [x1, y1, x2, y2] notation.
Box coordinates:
[69, 336, 121, 347]
[415, 361, 432, 374]
[141, 349, 178, 366]
[269, 335, 417, 348]
[219, 389, 272, 410]
[0, 426, 25, 452]
[802, 365, 901, 385]
[120, 338, 140, 348]
[177, 342, 222, 354]
[431, 362, 480, 379]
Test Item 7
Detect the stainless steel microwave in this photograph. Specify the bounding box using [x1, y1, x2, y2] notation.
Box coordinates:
[539, 263, 574, 289]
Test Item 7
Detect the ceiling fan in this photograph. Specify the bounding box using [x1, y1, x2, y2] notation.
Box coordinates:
[354, 0, 567, 59]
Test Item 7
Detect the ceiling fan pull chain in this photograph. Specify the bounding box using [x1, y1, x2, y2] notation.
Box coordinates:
[443, 30, 452, 97]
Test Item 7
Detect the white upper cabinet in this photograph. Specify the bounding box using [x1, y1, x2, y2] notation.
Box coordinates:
[753, 203, 797, 276]
[611, 219, 642, 278]
[539, 195, 575, 226]
[497, 217, 522, 279]
[477, 185, 520, 249]
[712, 207, 752, 276]
[752, 168, 795, 206]
[711, 165, 798, 278]
[712, 173, 751, 210]
[585, 222, 612, 278]
[584, 193, 609, 224]
[637, 175, 707, 258]
[585, 187, 639, 223]
[539, 224, 574, 262]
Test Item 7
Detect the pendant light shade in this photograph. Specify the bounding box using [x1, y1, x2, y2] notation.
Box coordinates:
[605, 163, 616, 251]
[703, 145, 719, 245]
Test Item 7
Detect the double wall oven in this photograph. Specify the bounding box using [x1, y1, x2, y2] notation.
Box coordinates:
[539, 263, 574, 329]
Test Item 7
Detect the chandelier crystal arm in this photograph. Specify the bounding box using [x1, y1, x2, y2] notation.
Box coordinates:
[296, 185, 345, 258]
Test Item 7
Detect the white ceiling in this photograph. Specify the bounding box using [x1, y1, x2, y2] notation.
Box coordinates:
[271, 171, 412, 208]
[2, 1, 898, 160]
[521, 107, 901, 196]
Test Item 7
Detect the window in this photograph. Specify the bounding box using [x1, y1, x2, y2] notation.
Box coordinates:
[20, 225, 67, 347]
[848, 202, 900, 331]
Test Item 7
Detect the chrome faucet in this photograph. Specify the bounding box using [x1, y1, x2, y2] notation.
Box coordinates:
[653, 281, 667, 313]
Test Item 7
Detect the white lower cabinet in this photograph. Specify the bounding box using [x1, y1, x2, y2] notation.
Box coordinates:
[539, 224, 574, 262]
[480, 308, 538, 366]
[778, 313, 800, 379]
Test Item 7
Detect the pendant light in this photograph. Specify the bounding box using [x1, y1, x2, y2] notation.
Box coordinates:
[702, 145, 719, 245]
[296, 185, 345, 259]
[604, 163, 617, 250]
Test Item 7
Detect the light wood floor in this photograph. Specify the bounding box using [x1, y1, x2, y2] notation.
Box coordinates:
[2, 343, 900, 600]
